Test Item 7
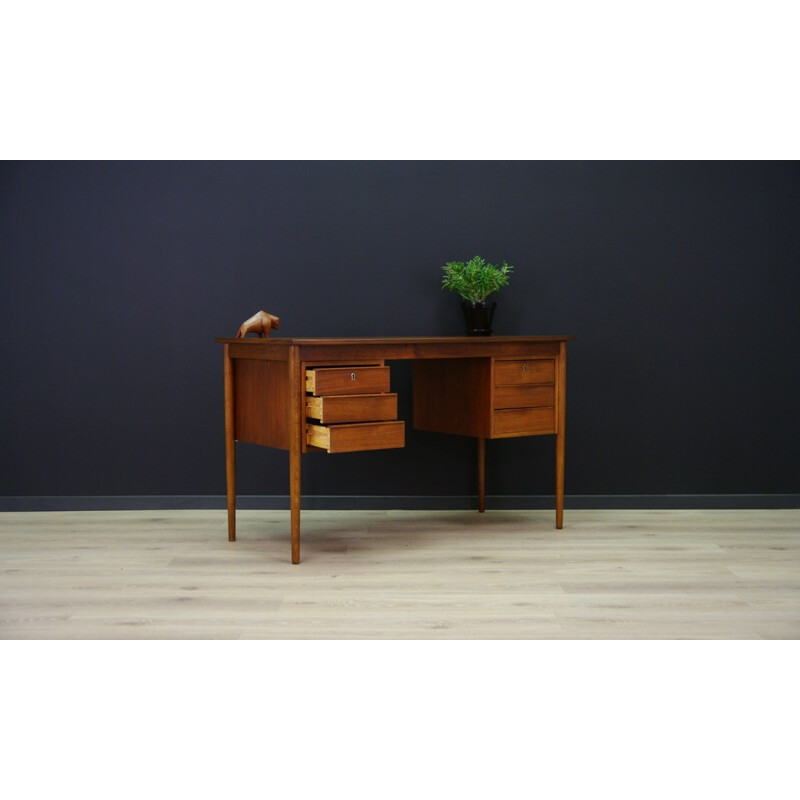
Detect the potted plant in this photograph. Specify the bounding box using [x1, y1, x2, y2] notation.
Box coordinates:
[441, 255, 514, 335]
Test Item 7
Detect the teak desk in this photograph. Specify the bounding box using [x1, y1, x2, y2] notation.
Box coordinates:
[216, 336, 574, 563]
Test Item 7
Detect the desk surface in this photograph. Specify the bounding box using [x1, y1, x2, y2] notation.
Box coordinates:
[217, 335, 575, 361]
[217, 335, 575, 345]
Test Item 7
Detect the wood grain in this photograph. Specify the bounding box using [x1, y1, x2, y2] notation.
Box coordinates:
[495, 359, 555, 386]
[306, 393, 398, 424]
[1, 509, 797, 639]
[494, 385, 554, 409]
[236, 310, 280, 338]
[477, 437, 486, 513]
[493, 407, 556, 436]
[412, 358, 492, 439]
[234, 358, 290, 449]
[306, 421, 405, 453]
[306, 366, 390, 396]
[289, 346, 302, 564]
[555, 341, 567, 528]
[221, 335, 574, 561]
[224, 345, 236, 542]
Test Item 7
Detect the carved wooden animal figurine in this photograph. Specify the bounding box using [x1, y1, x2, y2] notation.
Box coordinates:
[236, 310, 281, 338]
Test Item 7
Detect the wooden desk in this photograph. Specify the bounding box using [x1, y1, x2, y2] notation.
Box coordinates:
[216, 336, 574, 563]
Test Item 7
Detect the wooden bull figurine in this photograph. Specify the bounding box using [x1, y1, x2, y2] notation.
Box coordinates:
[236, 310, 281, 338]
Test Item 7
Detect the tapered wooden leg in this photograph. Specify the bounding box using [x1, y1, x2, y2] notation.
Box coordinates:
[289, 346, 302, 564]
[223, 345, 236, 542]
[555, 341, 567, 529]
[555, 432, 565, 529]
[477, 436, 486, 513]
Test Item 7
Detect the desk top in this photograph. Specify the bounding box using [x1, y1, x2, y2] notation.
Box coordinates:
[217, 335, 575, 345]
[218, 335, 574, 361]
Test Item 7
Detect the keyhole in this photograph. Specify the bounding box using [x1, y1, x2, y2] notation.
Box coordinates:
[522, 363, 528, 373]
[351, 373, 356, 380]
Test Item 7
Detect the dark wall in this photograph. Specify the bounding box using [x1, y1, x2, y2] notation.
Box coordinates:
[2, 161, 799, 500]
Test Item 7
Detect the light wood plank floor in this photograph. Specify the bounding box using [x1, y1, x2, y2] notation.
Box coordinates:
[1, 509, 798, 639]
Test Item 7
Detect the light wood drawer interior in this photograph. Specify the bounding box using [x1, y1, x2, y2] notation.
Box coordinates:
[306, 366, 390, 396]
[494, 359, 554, 386]
[306, 421, 405, 453]
[305, 361, 402, 452]
[493, 407, 555, 436]
[494, 384, 554, 409]
[306, 393, 398, 424]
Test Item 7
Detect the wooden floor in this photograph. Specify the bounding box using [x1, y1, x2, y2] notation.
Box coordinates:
[1, 509, 798, 639]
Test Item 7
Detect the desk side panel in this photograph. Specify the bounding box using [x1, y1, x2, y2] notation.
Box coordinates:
[234, 358, 290, 449]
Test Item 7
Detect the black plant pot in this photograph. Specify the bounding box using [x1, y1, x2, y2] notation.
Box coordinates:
[461, 301, 496, 336]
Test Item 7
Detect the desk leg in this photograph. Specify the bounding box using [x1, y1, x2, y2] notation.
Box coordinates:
[555, 341, 567, 529]
[477, 437, 486, 513]
[224, 344, 236, 542]
[289, 347, 302, 564]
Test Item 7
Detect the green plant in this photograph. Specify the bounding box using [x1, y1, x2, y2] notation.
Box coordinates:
[440, 255, 514, 303]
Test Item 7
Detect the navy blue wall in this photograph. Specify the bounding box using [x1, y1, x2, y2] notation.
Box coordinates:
[2, 161, 799, 500]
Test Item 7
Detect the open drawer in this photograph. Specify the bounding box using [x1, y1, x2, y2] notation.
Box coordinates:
[306, 366, 390, 396]
[306, 393, 398, 424]
[306, 420, 405, 453]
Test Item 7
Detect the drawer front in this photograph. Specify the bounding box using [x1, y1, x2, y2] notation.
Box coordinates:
[306, 366, 390, 396]
[306, 393, 398, 424]
[493, 407, 555, 436]
[494, 384, 554, 410]
[306, 420, 405, 453]
[494, 359, 554, 386]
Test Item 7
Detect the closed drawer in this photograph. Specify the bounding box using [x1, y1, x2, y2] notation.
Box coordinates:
[494, 359, 554, 386]
[306, 366, 390, 396]
[306, 420, 405, 453]
[306, 393, 398, 424]
[494, 384, 554, 409]
[493, 407, 555, 436]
